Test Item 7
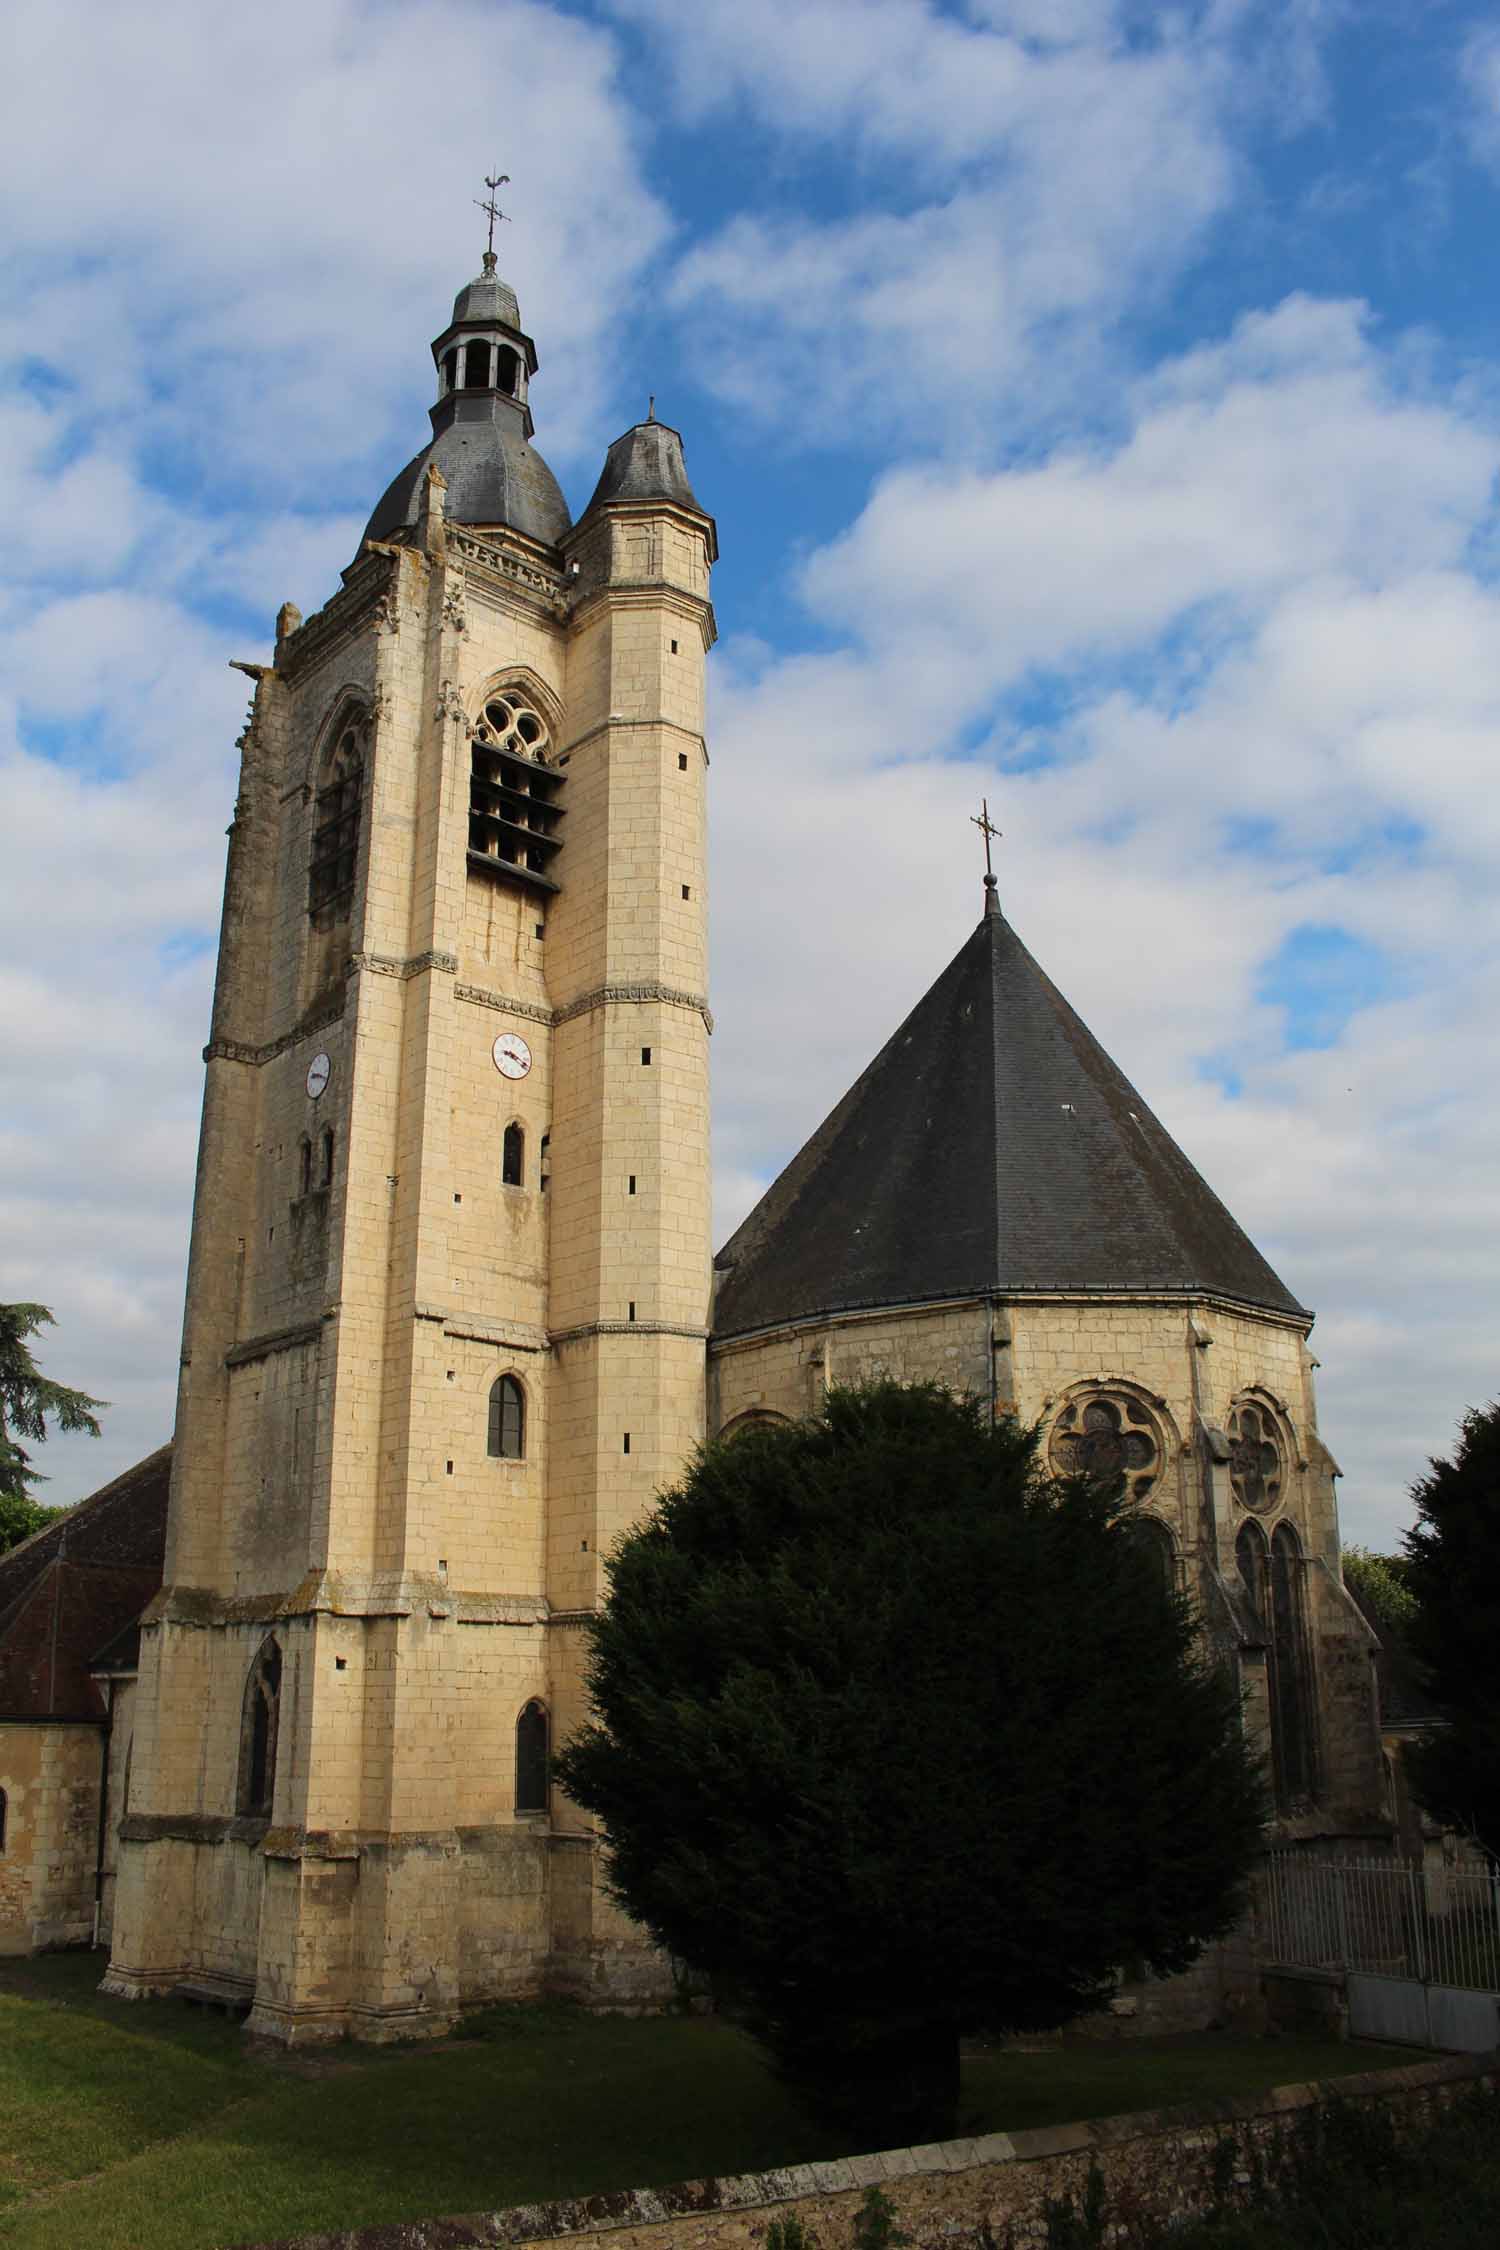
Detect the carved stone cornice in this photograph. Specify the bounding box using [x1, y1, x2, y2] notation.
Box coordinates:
[454, 982, 554, 1027]
[350, 949, 457, 982]
[203, 994, 345, 1068]
[555, 981, 713, 1035]
[225, 1319, 324, 1370]
[548, 1319, 709, 1347]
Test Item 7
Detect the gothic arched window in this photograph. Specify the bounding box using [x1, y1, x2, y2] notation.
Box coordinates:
[488, 1375, 525, 1461]
[1270, 1522, 1317, 1805]
[1130, 1513, 1178, 1597]
[309, 715, 365, 915]
[502, 1121, 525, 1188]
[1049, 1391, 1162, 1503]
[516, 1700, 549, 1813]
[1228, 1397, 1285, 1514]
[238, 1638, 282, 1819]
[1235, 1518, 1270, 1619]
[468, 689, 565, 891]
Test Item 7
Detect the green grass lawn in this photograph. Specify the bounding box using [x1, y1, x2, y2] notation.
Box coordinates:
[0, 1952, 1422, 2250]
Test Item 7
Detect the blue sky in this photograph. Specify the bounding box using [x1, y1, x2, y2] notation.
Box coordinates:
[4, 0, 1500, 1544]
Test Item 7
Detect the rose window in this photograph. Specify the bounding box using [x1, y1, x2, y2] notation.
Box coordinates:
[1049, 1394, 1161, 1502]
[468, 689, 565, 897]
[1228, 1400, 1284, 1514]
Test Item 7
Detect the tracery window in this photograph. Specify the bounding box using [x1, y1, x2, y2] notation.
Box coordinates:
[516, 1700, 549, 1813]
[468, 689, 565, 896]
[309, 716, 366, 915]
[1228, 1398, 1285, 1514]
[1049, 1391, 1162, 1502]
[488, 1374, 525, 1461]
[238, 1637, 282, 1819]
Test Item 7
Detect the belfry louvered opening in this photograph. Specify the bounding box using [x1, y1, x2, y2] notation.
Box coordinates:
[468, 689, 565, 896]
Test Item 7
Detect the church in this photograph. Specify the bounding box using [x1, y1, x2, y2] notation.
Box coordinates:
[2, 249, 1387, 2029]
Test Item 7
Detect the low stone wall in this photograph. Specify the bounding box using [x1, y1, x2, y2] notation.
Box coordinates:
[247, 2051, 1496, 2250]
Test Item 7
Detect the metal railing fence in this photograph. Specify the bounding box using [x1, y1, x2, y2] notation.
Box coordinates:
[1259, 1850, 1500, 1993]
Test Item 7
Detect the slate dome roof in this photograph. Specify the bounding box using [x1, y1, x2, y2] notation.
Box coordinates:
[362, 417, 572, 549]
[712, 899, 1307, 1340]
[359, 260, 572, 552]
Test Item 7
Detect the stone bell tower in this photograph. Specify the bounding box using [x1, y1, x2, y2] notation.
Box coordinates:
[104, 249, 718, 2040]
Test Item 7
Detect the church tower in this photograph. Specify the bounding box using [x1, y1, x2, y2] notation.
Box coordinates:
[104, 251, 718, 2040]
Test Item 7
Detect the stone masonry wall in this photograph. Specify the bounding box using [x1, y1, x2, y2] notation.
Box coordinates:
[250, 2054, 1497, 2250]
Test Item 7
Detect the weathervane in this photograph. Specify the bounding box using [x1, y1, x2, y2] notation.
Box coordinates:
[971, 797, 1002, 914]
[474, 169, 511, 264]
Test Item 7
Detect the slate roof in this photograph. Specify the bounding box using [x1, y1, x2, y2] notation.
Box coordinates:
[712, 899, 1307, 1341]
[362, 401, 572, 551]
[0, 1446, 169, 1720]
[582, 419, 708, 521]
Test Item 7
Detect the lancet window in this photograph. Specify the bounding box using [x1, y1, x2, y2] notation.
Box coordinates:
[238, 1637, 283, 1819]
[488, 1375, 525, 1461]
[502, 1122, 525, 1187]
[1270, 1523, 1317, 1804]
[1235, 1518, 1317, 1808]
[308, 715, 366, 915]
[468, 689, 565, 898]
[516, 1700, 549, 1813]
[1049, 1391, 1162, 1503]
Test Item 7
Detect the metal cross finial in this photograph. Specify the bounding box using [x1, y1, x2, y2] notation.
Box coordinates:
[475, 170, 511, 258]
[971, 797, 1002, 914]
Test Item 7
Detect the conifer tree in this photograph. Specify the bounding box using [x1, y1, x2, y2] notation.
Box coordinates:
[1403, 1402, 1500, 1856]
[554, 1383, 1265, 2144]
[0, 1302, 105, 1550]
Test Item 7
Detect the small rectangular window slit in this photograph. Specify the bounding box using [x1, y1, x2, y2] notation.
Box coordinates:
[446, 1461, 454, 1475]
[628, 1301, 636, 1321]
[670, 639, 679, 654]
[678, 753, 688, 771]
[623, 1432, 631, 1455]
[628, 1175, 636, 1195]
[641, 1046, 652, 1065]
[682, 884, 691, 900]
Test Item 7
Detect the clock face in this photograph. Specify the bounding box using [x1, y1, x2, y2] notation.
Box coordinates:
[492, 1032, 533, 1081]
[305, 1052, 331, 1100]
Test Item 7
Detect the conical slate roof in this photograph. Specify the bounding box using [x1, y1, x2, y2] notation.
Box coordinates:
[712, 901, 1306, 1340]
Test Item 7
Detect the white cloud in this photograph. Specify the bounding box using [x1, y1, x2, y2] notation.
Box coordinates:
[620, 0, 1264, 441]
[1461, 24, 1500, 173]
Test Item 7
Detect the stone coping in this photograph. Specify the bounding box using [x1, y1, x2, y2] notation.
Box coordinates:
[243, 2049, 1495, 2250]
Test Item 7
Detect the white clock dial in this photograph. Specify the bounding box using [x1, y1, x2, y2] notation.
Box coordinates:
[492, 1032, 533, 1081]
[305, 1052, 331, 1100]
